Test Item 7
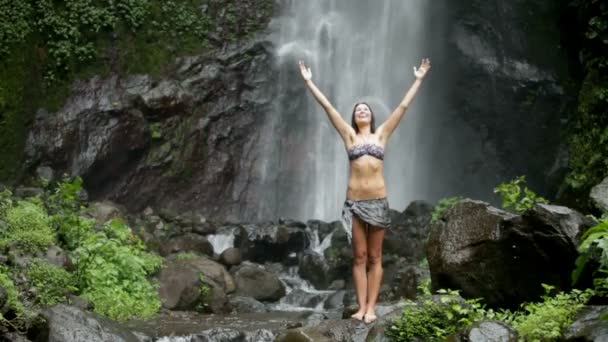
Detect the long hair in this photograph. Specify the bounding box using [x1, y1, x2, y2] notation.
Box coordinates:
[351, 102, 375, 133]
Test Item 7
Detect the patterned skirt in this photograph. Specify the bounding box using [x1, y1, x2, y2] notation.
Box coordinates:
[341, 197, 391, 243]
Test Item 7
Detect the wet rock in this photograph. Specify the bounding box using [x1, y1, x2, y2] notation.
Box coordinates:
[564, 306, 608, 341]
[385, 200, 433, 261]
[427, 199, 594, 309]
[37, 304, 146, 342]
[228, 295, 267, 313]
[298, 251, 331, 289]
[189, 327, 275, 342]
[324, 290, 346, 310]
[232, 262, 285, 302]
[158, 256, 235, 313]
[220, 247, 242, 266]
[239, 222, 308, 263]
[281, 289, 325, 309]
[23, 40, 277, 223]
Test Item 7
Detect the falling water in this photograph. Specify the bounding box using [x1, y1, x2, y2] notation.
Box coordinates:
[261, 0, 431, 221]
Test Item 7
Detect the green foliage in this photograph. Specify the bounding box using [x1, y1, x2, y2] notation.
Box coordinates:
[386, 285, 593, 342]
[26, 259, 77, 306]
[0, 266, 26, 326]
[175, 251, 198, 261]
[573, 218, 608, 294]
[494, 176, 549, 213]
[386, 289, 491, 342]
[502, 285, 594, 342]
[195, 273, 212, 312]
[0, 189, 12, 218]
[0, 1, 33, 57]
[564, 0, 608, 200]
[431, 196, 463, 223]
[1, 199, 56, 252]
[72, 218, 163, 320]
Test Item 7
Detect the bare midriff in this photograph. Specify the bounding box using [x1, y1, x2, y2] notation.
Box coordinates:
[346, 156, 386, 200]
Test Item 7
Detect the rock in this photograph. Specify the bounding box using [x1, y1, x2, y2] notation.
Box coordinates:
[85, 201, 124, 224]
[564, 306, 608, 341]
[159, 233, 214, 257]
[23, 40, 278, 223]
[232, 263, 285, 302]
[239, 222, 309, 263]
[158, 256, 235, 313]
[328, 279, 345, 290]
[426, 199, 594, 308]
[298, 251, 332, 289]
[35, 166, 54, 182]
[14, 187, 43, 199]
[324, 290, 346, 310]
[45, 245, 70, 269]
[189, 328, 275, 342]
[394, 264, 430, 300]
[228, 295, 267, 313]
[281, 289, 325, 309]
[37, 304, 146, 342]
[448, 321, 518, 342]
[385, 201, 433, 261]
[220, 247, 242, 266]
[2, 332, 33, 342]
[590, 177, 608, 213]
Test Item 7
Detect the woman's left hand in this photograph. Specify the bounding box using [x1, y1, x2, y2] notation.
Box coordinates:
[413, 58, 431, 79]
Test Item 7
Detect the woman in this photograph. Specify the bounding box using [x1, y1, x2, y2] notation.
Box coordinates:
[298, 58, 431, 323]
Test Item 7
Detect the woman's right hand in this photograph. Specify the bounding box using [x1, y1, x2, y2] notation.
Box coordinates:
[299, 61, 312, 81]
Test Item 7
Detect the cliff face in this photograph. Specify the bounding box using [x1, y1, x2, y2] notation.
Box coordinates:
[25, 39, 278, 221]
[422, 0, 572, 201]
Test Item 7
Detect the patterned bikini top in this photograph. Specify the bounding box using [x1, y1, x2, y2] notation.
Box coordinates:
[347, 143, 385, 161]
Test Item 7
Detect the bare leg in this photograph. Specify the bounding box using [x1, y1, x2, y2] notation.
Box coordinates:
[364, 225, 385, 323]
[351, 216, 368, 320]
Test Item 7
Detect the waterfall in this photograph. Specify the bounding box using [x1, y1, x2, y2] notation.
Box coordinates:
[262, 0, 431, 222]
[207, 233, 235, 255]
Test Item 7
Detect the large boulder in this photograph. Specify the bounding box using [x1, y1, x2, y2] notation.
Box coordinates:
[426, 199, 594, 308]
[157, 256, 235, 313]
[231, 262, 285, 302]
[38, 304, 146, 342]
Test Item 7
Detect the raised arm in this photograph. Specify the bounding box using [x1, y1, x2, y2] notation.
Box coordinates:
[299, 61, 355, 144]
[378, 58, 431, 142]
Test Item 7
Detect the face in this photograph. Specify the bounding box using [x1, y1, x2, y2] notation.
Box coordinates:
[354, 103, 372, 125]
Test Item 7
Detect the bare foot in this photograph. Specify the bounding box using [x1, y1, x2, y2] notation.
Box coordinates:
[363, 312, 377, 324]
[351, 311, 365, 321]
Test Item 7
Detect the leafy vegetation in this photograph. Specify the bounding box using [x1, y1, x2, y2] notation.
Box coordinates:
[431, 196, 463, 224]
[573, 217, 608, 298]
[0, 177, 163, 332]
[563, 0, 608, 207]
[494, 176, 549, 213]
[387, 285, 594, 342]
